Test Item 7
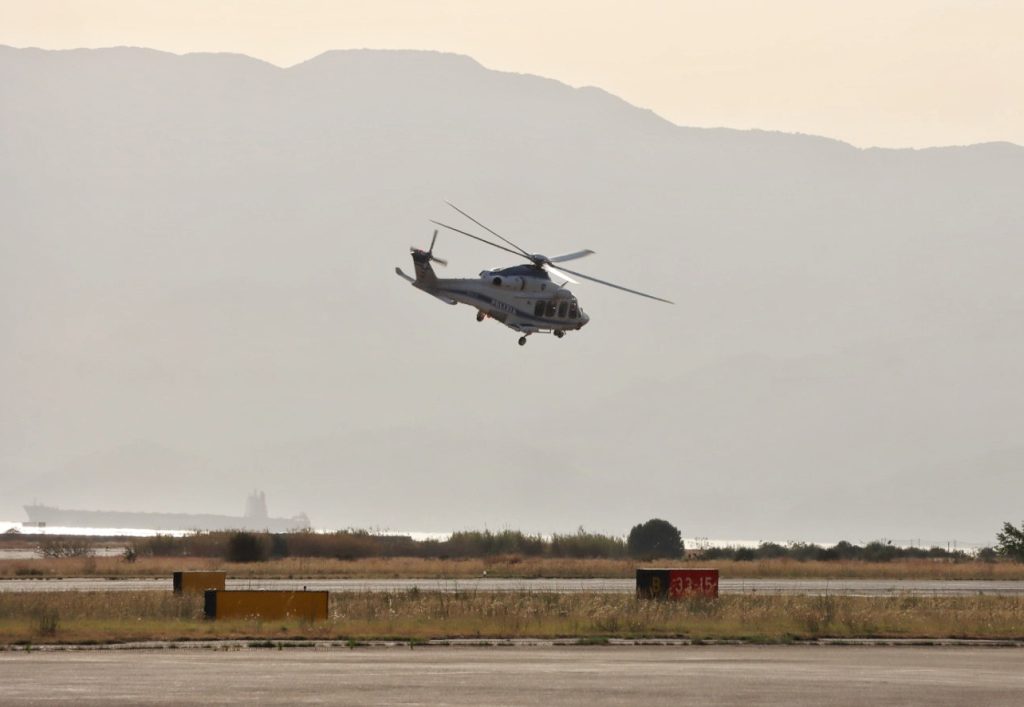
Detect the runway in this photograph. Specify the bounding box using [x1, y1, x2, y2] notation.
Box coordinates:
[2, 645, 1022, 705]
[2, 576, 1023, 595]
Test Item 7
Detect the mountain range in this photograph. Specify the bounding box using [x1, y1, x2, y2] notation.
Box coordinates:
[2, 46, 1022, 543]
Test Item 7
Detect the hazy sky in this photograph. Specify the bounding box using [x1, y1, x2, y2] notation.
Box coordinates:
[3, 0, 1022, 149]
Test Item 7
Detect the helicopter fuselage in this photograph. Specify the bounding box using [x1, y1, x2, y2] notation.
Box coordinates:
[398, 206, 670, 345]
[396, 252, 589, 337]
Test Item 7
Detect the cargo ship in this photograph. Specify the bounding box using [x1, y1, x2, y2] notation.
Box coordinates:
[23, 491, 310, 532]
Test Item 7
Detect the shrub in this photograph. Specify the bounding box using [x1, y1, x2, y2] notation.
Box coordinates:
[445, 530, 545, 558]
[699, 546, 737, 560]
[225, 532, 270, 563]
[786, 543, 826, 562]
[754, 542, 788, 559]
[285, 531, 381, 560]
[977, 547, 998, 563]
[270, 534, 289, 558]
[37, 537, 93, 558]
[138, 534, 182, 557]
[830, 541, 862, 561]
[549, 528, 627, 559]
[862, 541, 898, 563]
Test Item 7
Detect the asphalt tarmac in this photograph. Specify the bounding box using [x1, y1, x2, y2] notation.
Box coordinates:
[2, 577, 1023, 595]
[2, 645, 1022, 705]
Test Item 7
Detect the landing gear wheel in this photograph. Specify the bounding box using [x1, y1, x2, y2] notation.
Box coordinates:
[476, 311, 486, 322]
[554, 330, 565, 339]
[518, 336, 528, 346]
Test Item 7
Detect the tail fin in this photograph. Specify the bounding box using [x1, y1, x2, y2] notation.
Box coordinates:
[409, 230, 446, 286]
[397, 259, 455, 305]
[410, 249, 439, 287]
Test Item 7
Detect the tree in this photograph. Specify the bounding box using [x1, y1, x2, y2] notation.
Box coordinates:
[627, 519, 683, 559]
[996, 521, 1024, 561]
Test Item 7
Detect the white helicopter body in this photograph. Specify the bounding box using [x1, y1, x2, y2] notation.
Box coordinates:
[396, 203, 671, 345]
[396, 259, 589, 343]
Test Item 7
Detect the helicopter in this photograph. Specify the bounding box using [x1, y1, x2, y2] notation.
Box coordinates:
[395, 202, 673, 345]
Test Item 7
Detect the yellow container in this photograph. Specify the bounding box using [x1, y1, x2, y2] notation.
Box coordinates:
[203, 590, 329, 621]
[173, 571, 226, 594]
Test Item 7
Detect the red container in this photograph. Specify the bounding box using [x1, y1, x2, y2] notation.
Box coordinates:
[667, 569, 718, 598]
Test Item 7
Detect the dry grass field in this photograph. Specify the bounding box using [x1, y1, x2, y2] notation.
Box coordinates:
[2, 591, 1023, 645]
[3, 555, 1024, 581]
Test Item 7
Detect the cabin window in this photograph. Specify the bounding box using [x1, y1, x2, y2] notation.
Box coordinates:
[545, 301, 557, 317]
[569, 301, 579, 319]
[492, 277, 502, 287]
[534, 301, 545, 317]
[558, 301, 568, 318]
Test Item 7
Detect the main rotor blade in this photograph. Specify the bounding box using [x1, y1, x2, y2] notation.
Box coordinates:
[555, 265, 674, 304]
[430, 220, 533, 261]
[445, 201, 533, 258]
[548, 249, 595, 264]
[543, 264, 578, 284]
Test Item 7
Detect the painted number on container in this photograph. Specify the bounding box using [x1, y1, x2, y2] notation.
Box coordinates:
[667, 570, 719, 598]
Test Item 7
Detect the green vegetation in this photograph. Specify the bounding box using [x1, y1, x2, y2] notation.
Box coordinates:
[114, 528, 630, 561]
[2, 591, 1023, 645]
[627, 519, 684, 559]
[1, 528, 1020, 582]
[997, 522, 1024, 562]
[36, 537, 94, 559]
[548, 529, 626, 558]
[225, 532, 271, 563]
[0, 527, 1009, 567]
[702, 540, 980, 563]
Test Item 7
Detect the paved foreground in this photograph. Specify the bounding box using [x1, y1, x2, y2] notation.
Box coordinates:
[2, 645, 1022, 705]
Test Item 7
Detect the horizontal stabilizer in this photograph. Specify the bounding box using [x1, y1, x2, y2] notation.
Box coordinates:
[398, 267, 456, 305]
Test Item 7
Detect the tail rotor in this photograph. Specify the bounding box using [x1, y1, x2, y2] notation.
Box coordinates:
[411, 229, 448, 266]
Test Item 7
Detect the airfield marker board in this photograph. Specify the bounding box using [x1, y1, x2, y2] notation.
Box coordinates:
[172, 571, 226, 594]
[203, 590, 329, 621]
[636, 568, 719, 599]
